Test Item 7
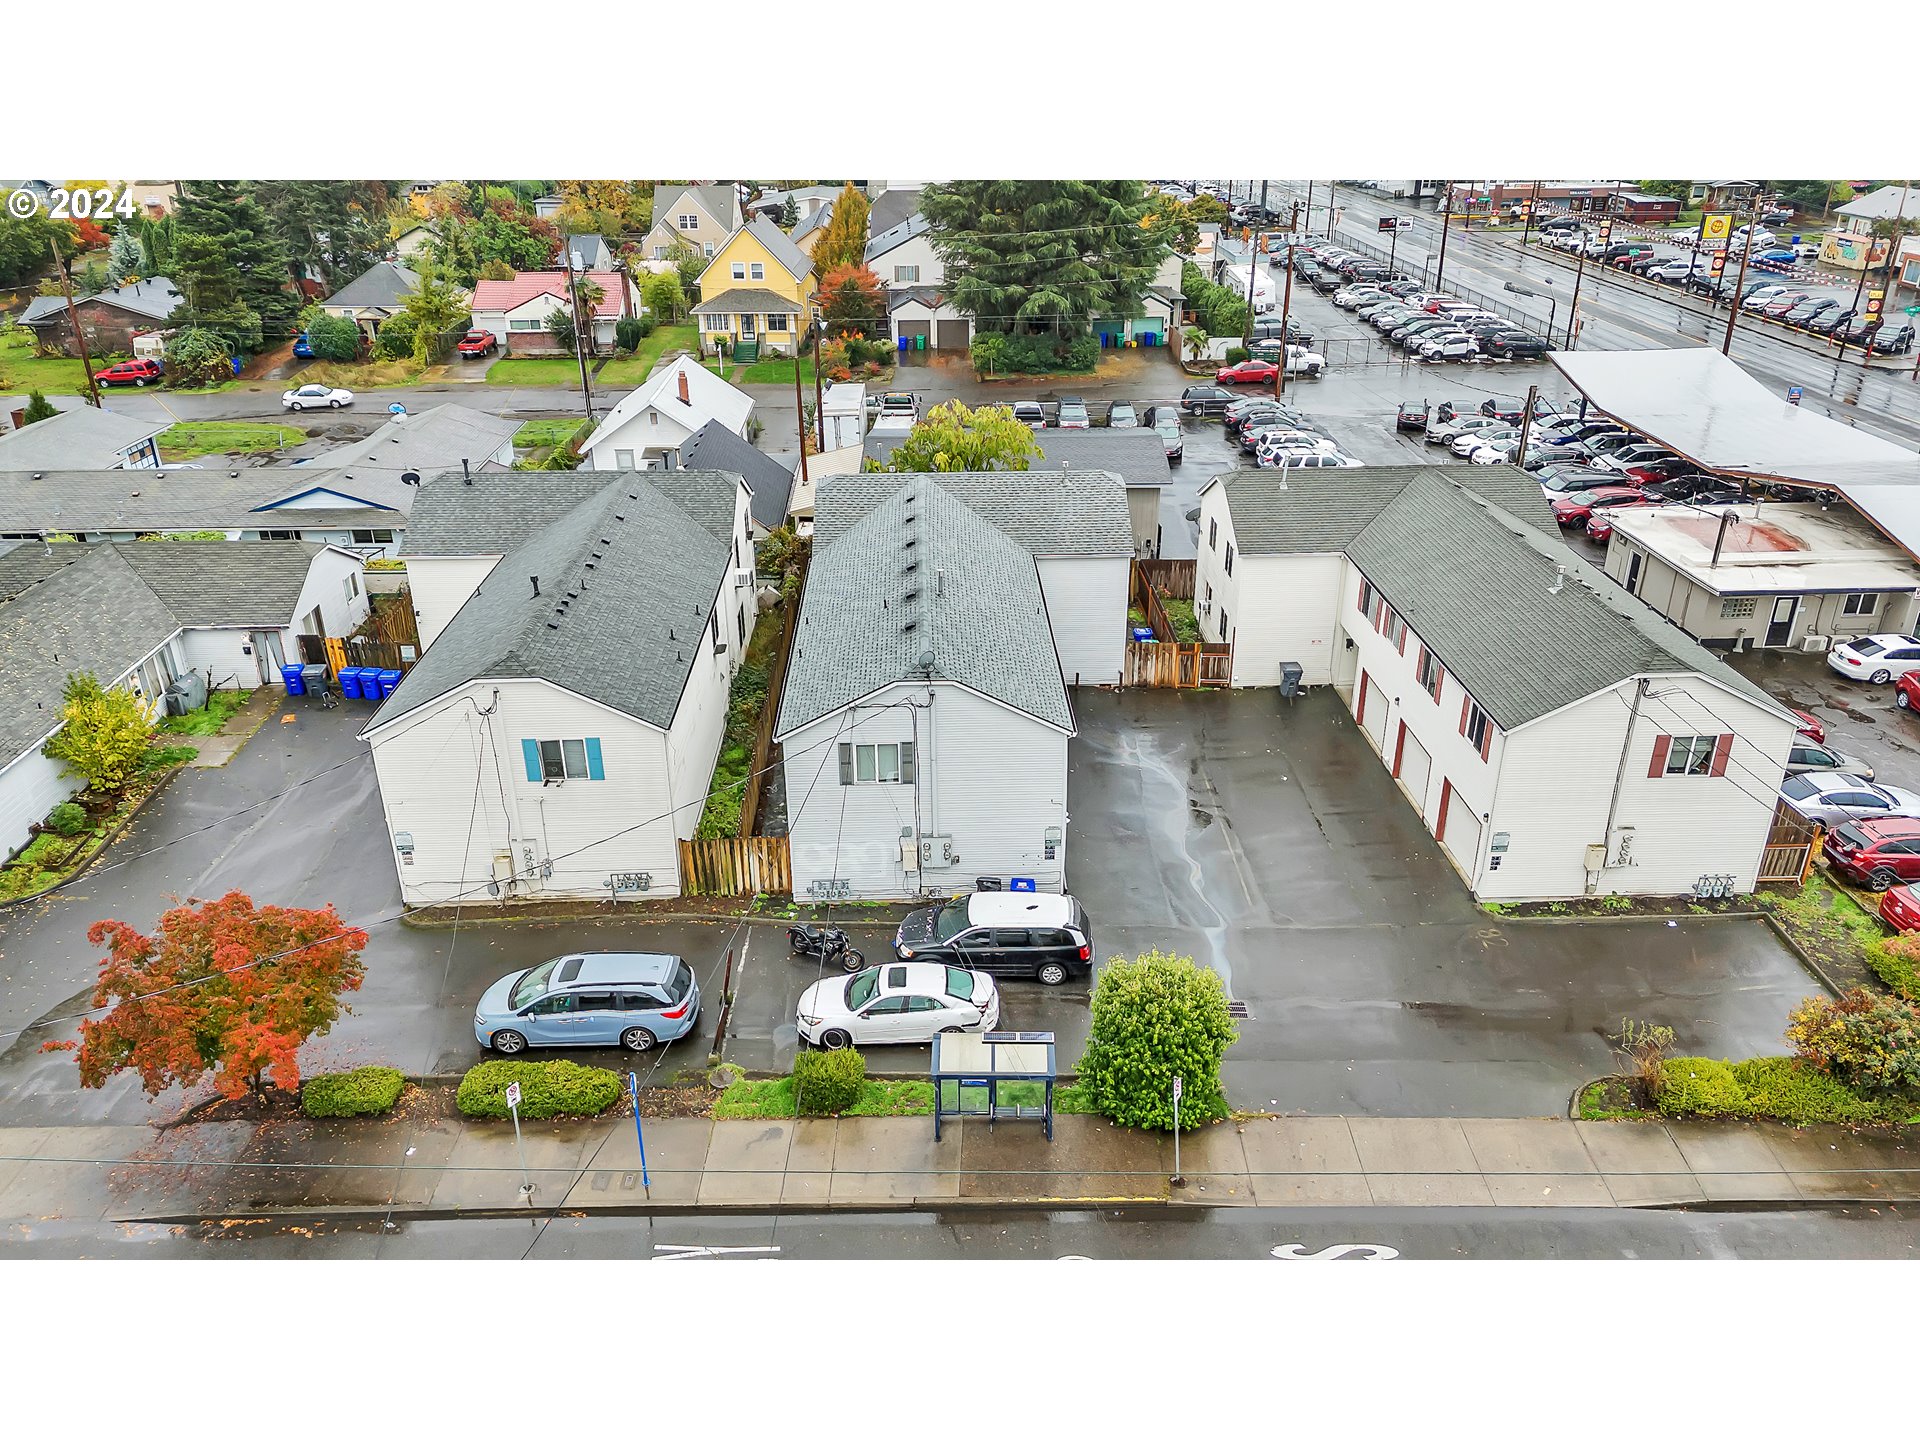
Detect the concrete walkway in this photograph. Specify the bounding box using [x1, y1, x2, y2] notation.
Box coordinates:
[3, 1113, 1918, 1222]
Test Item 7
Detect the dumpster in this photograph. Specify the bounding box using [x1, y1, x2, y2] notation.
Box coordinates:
[376, 668, 402, 699]
[338, 667, 364, 700]
[282, 663, 307, 696]
[1279, 660, 1303, 699]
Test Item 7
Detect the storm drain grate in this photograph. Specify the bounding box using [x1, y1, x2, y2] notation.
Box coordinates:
[1226, 1001, 1251, 1019]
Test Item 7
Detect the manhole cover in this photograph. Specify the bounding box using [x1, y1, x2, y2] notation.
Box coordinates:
[1226, 1001, 1251, 1019]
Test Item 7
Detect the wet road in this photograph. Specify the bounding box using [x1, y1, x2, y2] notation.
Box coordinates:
[6, 1203, 1917, 1259]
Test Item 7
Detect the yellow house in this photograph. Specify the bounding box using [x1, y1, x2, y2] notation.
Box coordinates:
[692, 217, 817, 357]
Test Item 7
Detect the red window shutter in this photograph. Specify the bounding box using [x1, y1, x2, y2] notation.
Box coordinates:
[1397, 621, 1408, 657]
[1648, 734, 1671, 778]
[1357, 671, 1370, 726]
[1709, 733, 1733, 777]
[1459, 693, 1472, 736]
[1479, 721, 1493, 762]
[1437, 779, 1453, 842]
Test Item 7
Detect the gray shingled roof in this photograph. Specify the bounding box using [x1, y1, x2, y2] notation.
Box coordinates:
[322, 260, 419, 312]
[792, 201, 832, 242]
[564, 234, 613, 270]
[677, 420, 790, 532]
[655, 184, 740, 232]
[370, 476, 731, 733]
[867, 187, 922, 239]
[19, 277, 180, 328]
[0, 546, 179, 759]
[1210, 464, 1554, 556]
[775, 480, 1071, 737]
[0, 407, 167, 470]
[864, 428, 1169, 491]
[402, 467, 740, 558]
[864, 211, 930, 264]
[0, 468, 402, 534]
[301, 403, 516, 486]
[691, 286, 802, 316]
[113, 541, 327, 627]
[814, 470, 1134, 557]
[742, 215, 813, 283]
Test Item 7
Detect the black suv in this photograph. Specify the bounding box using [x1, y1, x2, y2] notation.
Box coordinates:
[1180, 384, 1234, 415]
[892, 892, 1094, 986]
[1482, 332, 1552, 358]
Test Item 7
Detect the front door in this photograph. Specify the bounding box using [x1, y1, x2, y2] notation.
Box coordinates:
[1765, 595, 1799, 647]
[1624, 552, 1643, 596]
[740, 312, 756, 339]
[250, 630, 286, 685]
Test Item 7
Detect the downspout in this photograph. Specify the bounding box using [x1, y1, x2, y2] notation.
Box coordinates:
[1591, 677, 1649, 895]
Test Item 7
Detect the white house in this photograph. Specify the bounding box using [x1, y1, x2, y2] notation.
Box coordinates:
[362, 470, 755, 905]
[1192, 465, 1800, 900]
[887, 287, 973, 352]
[865, 212, 943, 291]
[0, 541, 367, 859]
[318, 260, 420, 342]
[579, 354, 754, 472]
[0, 407, 167, 470]
[814, 469, 1134, 687]
[469, 269, 630, 354]
[775, 480, 1074, 902]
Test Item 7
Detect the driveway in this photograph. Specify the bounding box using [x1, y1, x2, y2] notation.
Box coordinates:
[1730, 647, 1920, 796]
[1066, 688, 1820, 1116]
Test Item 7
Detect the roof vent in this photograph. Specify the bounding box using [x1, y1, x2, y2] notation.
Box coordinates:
[530, 575, 541, 597]
[462, 459, 472, 485]
[1548, 565, 1566, 596]
[902, 619, 918, 633]
[901, 590, 919, 606]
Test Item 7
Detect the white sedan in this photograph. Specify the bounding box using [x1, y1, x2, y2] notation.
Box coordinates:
[796, 962, 999, 1050]
[1828, 634, 1920, 685]
[282, 383, 355, 411]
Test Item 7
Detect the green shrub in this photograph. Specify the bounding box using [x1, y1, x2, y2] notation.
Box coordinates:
[1223, 346, 1250, 365]
[615, 314, 645, 353]
[372, 314, 416, 361]
[1655, 1057, 1748, 1118]
[1865, 933, 1920, 1002]
[792, 1047, 866, 1115]
[45, 803, 88, 837]
[968, 331, 1099, 376]
[1786, 988, 1920, 1096]
[1077, 949, 1237, 1131]
[455, 1059, 621, 1119]
[302, 1065, 405, 1118]
[1729, 1057, 1887, 1126]
[305, 314, 363, 363]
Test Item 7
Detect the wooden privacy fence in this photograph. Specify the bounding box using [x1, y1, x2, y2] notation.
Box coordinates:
[316, 635, 419, 679]
[678, 835, 792, 896]
[1129, 559, 1175, 640]
[739, 578, 805, 838]
[1757, 800, 1821, 885]
[1124, 640, 1234, 689]
[1137, 557, 1196, 600]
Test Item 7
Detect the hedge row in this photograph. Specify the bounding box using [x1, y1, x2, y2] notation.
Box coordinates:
[969, 332, 1099, 376]
[456, 1059, 622, 1119]
[1181, 260, 1249, 342]
[1656, 1056, 1916, 1126]
[302, 1066, 406, 1119]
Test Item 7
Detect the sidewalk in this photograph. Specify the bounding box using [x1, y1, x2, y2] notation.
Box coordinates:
[4, 1113, 1919, 1223]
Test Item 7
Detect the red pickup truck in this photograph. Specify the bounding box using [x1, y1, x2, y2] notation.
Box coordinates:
[455, 330, 499, 358]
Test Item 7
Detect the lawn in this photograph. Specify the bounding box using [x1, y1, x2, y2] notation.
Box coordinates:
[739, 355, 803, 385]
[0, 327, 93, 396]
[158, 421, 306, 461]
[512, 418, 587, 449]
[156, 688, 249, 737]
[486, 355, 584, 386]
[597, 324, 700, 386]
[714, 1077, 936, 1119]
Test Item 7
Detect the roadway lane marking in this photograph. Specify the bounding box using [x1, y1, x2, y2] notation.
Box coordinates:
[653, 1244, 782, 1260]
[1270, 1243, 1401, 1260]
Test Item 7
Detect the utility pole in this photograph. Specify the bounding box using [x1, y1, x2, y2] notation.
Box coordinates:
[1242, 233, 1259, 347]
[1567, 217, 1593, 350]
[1326, 181, 1336, 240]
[1838, 180, 1907, 366]
[49, 235, 101, 409]
[1435, 183, 1454, 293]
[567, 247, 594, 422]
[1304, 181, 1313, 237]
[1722, 191, 1763, 357]
[1513, 383, 1540, 463]
[1523, 179, 1541, 248]
[1274, 243, 1296, 400]
[792, 334, 811, 494]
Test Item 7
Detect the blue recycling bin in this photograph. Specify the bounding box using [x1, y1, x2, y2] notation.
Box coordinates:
[338, 667, 364, 700]
[376, 668, 401, 699]
[898, 335, 909, 353]
[1130, 625, 1154, 642]
[282, 663, 307, 696]
[1010, 877, 1037, 893]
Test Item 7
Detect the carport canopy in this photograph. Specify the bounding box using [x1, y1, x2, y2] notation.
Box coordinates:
[932, 1031, 1056, 1141]
[1550, 349, 1920, 559]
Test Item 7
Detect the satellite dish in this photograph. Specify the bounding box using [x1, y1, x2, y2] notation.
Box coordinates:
[916, 650, 936, 673]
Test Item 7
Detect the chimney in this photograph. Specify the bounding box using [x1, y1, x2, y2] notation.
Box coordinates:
[462, 458, 472, 485]
[677, 371, 690, 405]
[530, 576, 541, 597]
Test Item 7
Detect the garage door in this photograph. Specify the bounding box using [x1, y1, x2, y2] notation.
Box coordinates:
[1439, 780, 1483, 879]
[936, 318, 971, 350]
[897, 320, 930, 346]
[1393, 722, 1431, 816]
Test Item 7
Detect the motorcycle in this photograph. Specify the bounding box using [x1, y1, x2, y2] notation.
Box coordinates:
[788, 923, 866, 973]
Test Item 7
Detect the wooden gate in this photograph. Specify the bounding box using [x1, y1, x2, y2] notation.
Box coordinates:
[1124, 640, 1233, 688]
[1757, 799, 1820, 884]
[678, 835, 792, 896]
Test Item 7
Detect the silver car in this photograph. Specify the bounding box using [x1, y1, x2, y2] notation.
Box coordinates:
[1785, 742, 1872, 780]
[1779, 773, 1920, 826]
[1145, 405, 1182, 464]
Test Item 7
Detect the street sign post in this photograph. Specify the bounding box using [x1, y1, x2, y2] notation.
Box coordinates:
[506, 1082, 533, 1201]
[628, 1073, 650, 1189]
[1170, 1075, 1184, 1187]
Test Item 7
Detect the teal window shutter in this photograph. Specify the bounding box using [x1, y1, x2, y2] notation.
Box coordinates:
[521, 738, 541, 782]
[585, 737, 605, 780]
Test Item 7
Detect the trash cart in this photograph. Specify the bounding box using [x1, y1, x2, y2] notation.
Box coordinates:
[1279, 660, 1303, 700]
[282, 663, 307, 696]
[376, 668, 401, 700]
[299, 663, 333, 708]
[338, 667, 364, 700]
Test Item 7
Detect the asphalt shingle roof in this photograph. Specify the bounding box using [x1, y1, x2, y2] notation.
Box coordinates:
[863, 428, 1170, 491]
[111, 541, 327, 627]
[864, 211, 929, 264]
[322, 260, 419, 312]
[0, 469, 402, 534]
[371, 476, 732, 733]
[867, 187, 922, 239]
[691, 286, 802, 315]
[677, 420, 791, 532]
[741, 215, 814, 283]
[402, 468, 740, 557]
[814, 470, 1134, 557]
[300, 403, 516, 485]
[19, 277, 180, 328]
[1211, 464, 1553, 556]
[655, 184, 740, 232]
[775, 480, 1071, 737]
[0, 407, 167, 470]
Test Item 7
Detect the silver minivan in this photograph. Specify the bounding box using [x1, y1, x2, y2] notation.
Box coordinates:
[473, 951, 701, 1055]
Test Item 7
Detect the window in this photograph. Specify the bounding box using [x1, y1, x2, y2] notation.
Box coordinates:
[1656, 734, 1728, 777]
[749, 262, 764, 280]
[894, 264, 920, 283]
[705, 314, 731, 331]
[526, 737, 604, 782]
[575, 993, 616, 1012]
[259, 529, 301, 541]
[677, 212, 698, 230]
[731, 262, 746, 280]
[838, 741, 916, 785]
[620, 991, 665, 1011]
[343, 573, 359, 603]
[865, 997, 910, 1016]
[1204, 581, 1213, 606]
[1380, 607, 1407, 654]
[710, 609, 722, 654]
[1224, 541, 1235, 576]
[766, 313, 789, 332]
[1843, 593, 1880, 616]
[1720, 597, 1756, 619]
[905, 995, 944, 1012]
[614, 449, 635, 468]
[703, 243, 715, 258]
[529, 995, 576, 1016]
[508, 318, 542, 331]
[350, 528, 395, 545]
[737, 604, 746, 645]
[994, 930, 1032, 947]
[1460, 697, 1493, 761]
[1219, 605, 1230, 641]
[652, 245, 667, 260]
[1417, 646, 1444, 701]
[1208, 518, 1218, 551]
[1359, 579, 1375, 616]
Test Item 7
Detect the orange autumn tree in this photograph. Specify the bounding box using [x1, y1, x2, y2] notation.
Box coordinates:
[816, 262, 886, 336]
[75, 891, 370, 1103]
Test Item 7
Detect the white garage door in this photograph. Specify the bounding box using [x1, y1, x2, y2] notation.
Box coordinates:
[1442, 787, 1483, 879]
[1394, 723, 1431, 815]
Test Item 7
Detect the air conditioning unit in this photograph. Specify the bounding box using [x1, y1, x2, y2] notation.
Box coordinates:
[919, 835, 956, 870]
[1194, 598, 1212, 615]
[1801, 634, 1831, 653]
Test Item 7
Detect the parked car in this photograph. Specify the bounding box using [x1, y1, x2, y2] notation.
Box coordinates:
[292, 333, 313, 359]
[1428, 414, 1509, 446]
[1144, 404, 1183, 464]
[1597, 443, 1680, 473]
[1419, 333, 1481, 361]
[1640, 475, 1740, 505]
[1870, 324, 1916, 355]
[1534, 462, 1622, 496]
[892, 892, 1095, 984]
[1482, 331, 1553, 359]
[1780, 772, 1920, 827]
[1823, 817, 1920, 891]
[1622, 457, 1705, 486]
[1251, 316, 1313, 346]
[1263, 451, 1361, 470]
[1750, 247, 1799, 267]
[877, 392, 920, 421]
[1805, 308, 1857, 337]
[1107, 402, 1139, 429]
[1180, 385, 1235, 415]
[1792, 708, 1827, 744]
[1549, 485, 1641, 526]
[1881, 883, 1920, 932]
[1828, 634, 1920, 685]
[1452, 425, 1518, 456]
[1895, 673, 1920, 713]
[1761, 292, 1812, 319]
[1582, 492, 1657, 540]
[1782, 298, 1839, 328]
[1010, 401, 1047, 429]
[93, 357, 163, 387]
[282, 383, 354, 411]
[1056, 397, 1091, 429]
[473, 952, 700, 1055]
[456, 329, 499, 358]
[1785, 740, 1872, 779]
[1647, 259, 1703, 284]
[1740, 285, 1790, 310]
[796, 962, 999, 1050]
[1217, 359, 1280, 385]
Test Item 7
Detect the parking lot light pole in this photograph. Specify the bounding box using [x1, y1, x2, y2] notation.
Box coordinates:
[1275, 244, 1296, 399]
[1434, 184, 1454, 293]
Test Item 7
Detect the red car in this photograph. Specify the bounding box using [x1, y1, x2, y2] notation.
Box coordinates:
[1880, 884, 1920, 932]
[1550, 485, 1640, 527]
[1824, 816, 1920, 891]
[94, 357, 163, 387]
[455, 330, 499, 358]
[1792, 708, 1826, 744]
[1584, 493, 1657, 542]
[1216, 359, 1280, 385]
[1895, 673, 1920, 714]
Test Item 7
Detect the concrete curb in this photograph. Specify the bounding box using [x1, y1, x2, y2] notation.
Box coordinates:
[1759, 913, 1846, 998]
[0, 766, 183, 911]
[397, 907, 918, 931]
[1488, 909, 1765, 925]
[118, 1196, 1178, 1226]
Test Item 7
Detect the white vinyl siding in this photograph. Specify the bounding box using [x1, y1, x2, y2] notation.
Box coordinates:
[0, 748, 77, 863]
[176, 628, 268, 688]
[1034, 555, 1128, 687]
[663, 484, 752, 841]
[406, 556, 504, 650]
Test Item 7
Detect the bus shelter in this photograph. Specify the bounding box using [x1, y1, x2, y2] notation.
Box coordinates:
[932, 1031, 1057, 1141]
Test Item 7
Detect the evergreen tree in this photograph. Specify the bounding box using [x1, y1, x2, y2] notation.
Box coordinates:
[106, 228, 143, 285]
[168, 232, 263, 353]
[920, 181, 1167, 337]
[247, 180, 393, 290]
[20, 390, 58, 425]
[779, 195, 800, 228]
[170, 183, 297, 350]
[810, 183, 870, 273]
[138, 217, 160, 275]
